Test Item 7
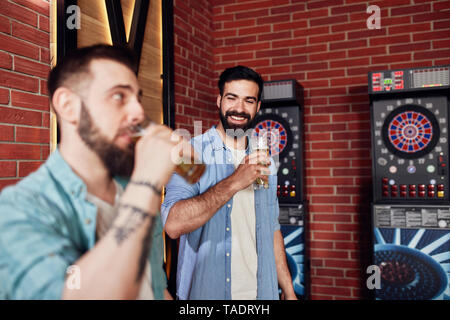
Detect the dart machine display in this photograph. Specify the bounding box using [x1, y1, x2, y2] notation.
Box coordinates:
[369, 65, 450, 300]
[254, 79, 308, 299]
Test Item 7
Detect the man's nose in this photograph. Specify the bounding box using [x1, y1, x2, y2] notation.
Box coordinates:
[128, 99, 145, 125]
[234, 97, 246, 111]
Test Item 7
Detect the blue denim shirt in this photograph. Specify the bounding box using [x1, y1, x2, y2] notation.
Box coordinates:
[0, 149, 166, 299]
[161, 126, 280, 300]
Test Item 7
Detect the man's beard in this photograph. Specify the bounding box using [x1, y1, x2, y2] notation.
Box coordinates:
[219, 101, 256, 138]
[77, 102, 135, 177]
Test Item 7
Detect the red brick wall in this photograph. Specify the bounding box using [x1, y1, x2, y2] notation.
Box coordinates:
[1, 0, 448, 299]
[0, 0, 51, 191]
[175, 0, 450, 299]
[173, 0, 218, 133]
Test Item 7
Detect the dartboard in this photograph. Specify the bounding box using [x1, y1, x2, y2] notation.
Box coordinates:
[382, 105, 440, 159]
[252, 114, 292, 157]
[374, 247, 446, 300]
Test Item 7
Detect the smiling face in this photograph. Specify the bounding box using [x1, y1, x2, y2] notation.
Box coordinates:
[217, 79, 261, 136]
[76, 59, 145, 176]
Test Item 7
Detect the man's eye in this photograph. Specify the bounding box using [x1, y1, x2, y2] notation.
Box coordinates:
[112, 93, 124, 101]
[246, 99, 256, 104]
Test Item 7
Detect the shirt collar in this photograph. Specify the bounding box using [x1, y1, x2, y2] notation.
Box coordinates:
[207, 126, 226, 151]
[207, 125, 250, 154]
[45, 148, 87, 199]
[46, 148, 128, 201]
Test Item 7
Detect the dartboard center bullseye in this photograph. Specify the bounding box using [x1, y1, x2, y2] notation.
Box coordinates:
[402, 125, 418, 140]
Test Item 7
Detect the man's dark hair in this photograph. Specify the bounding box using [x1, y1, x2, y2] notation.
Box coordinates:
[218, 65, 264, 101]
[47, 44, 137, 100]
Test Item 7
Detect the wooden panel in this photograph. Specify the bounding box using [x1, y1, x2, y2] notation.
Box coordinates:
[138, 0, 163, 124]
[77, 0, 112, 46]
[77, 0, 163, 124]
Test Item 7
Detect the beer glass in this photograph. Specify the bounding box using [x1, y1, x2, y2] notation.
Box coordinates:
[249, 134, 270, 190]
[130, 123, 206, 184]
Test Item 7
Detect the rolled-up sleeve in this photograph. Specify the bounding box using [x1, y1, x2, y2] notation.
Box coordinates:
[161, 172, 200, 227]
[0, 195, 80, 300]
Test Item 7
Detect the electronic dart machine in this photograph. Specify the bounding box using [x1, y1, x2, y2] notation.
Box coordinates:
[369, 66, 450, 300]
[253, 79, 308, 299]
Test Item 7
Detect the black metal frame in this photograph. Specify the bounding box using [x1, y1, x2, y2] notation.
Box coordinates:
[105, 0, 150, 73]
[162, 0, 175, 129]
[105, 0, 127, 45]
[56, 0, 78, 64]
[129, 0, 150, 69]
[161, 0, 177, 295]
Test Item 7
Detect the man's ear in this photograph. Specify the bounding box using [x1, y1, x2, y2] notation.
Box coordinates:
[256, 100, 261, 114]
[51, 87, 81, 125]
[217, 94, 222, 110]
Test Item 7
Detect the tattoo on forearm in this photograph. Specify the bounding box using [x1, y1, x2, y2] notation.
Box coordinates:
[112, 204, 151, 245]
[112, 203, 156, 283]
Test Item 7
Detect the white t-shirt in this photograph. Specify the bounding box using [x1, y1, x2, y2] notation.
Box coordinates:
[86, 181, 154, 300]
[229, 147, 258, 300]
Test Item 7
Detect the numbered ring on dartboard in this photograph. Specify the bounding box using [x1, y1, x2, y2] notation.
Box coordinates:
[251, 114, 293, 158]
[382, 105, 440, 159]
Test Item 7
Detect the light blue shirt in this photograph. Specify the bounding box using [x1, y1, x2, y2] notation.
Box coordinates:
[161, 126, 280, 300]
[0, 149, 166, 299]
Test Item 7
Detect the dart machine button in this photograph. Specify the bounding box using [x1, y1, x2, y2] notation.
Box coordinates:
[407, 166, 416, 174]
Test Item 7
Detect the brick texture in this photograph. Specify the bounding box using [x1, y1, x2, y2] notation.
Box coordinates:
[173, 0, 217, 133]
[174, 0, 450, 299]
[0, 0, 51, 190]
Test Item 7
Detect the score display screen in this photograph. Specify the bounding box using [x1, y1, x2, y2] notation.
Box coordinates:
[370, 66, 450, 93]
[411, 67, 450, 89]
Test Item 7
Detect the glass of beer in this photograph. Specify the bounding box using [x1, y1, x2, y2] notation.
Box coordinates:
[130, 123, 206, 184]
[249, 134, 270, 190]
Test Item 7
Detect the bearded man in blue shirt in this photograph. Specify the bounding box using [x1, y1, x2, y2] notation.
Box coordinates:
[0, 45, 180, 299]
[162, 65, 297, 300]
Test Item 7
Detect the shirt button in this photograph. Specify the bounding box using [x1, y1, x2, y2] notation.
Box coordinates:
[226, 278, 230, 282]
[226, 253, 230, 257]
[85, 218, 91, 225]
[227, 204, 231, 208]
[226, 227, 230, 231]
